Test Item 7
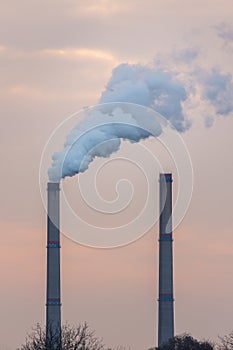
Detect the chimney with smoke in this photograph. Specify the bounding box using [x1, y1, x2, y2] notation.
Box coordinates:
[158, 173, 174, 347]
[46, 182, 61, 347]
[44, 52, 233, 350]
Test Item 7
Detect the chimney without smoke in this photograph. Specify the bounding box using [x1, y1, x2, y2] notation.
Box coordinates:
[158, 173, 174, 347]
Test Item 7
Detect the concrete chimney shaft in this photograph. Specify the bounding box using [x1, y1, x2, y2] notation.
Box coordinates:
[46, 182, 61, 346]
[158, 173, 174, 347]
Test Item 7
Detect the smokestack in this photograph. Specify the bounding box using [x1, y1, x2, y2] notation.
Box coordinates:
[46, 182, 61, 347]
[158, 173, 174, 347]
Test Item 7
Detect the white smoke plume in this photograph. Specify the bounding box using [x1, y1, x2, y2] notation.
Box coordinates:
[48, 63, 190, 182]
[100, 63, 190, 132]
[48, 105, 163, 182]
[48, 58, 233, 182]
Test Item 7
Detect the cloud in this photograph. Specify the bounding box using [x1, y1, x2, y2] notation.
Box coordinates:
[172, 47, 199, 64]
[3, 83, 97, 102]
[216, 22, 233, 42]
[198, 68, 233, 116]
[0, 45, 117, 103]
[152, 46, 233, 123]
[41, 48, 118, 63]
[72, 0, 128, 17]
[204, 116, 214, 128]
[0, 45, 118, 63]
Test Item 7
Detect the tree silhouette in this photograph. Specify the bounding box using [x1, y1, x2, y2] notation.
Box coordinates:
[218, 331, 233, 350]
[18, 322, 105, 350]
[158, 333, 214, 350]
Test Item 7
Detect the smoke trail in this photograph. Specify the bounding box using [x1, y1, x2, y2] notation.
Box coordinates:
[100, 63, 190, 132]
[48, 57, 233, 182]
[48, 63, 191, 182]
[198, 67, 233, 116]
[48, 105, 164, 182]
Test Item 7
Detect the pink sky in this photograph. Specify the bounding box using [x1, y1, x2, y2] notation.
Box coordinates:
[1, 1, 233, 349]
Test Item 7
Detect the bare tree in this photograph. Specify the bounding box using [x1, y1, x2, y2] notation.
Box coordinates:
[218, 331, 233, 350]
[18, 322, 106, 350]
[157, 333, 215, 350]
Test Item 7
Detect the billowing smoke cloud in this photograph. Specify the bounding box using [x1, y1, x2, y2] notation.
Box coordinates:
[100, 63, 190, 132]
[48, 105, 162, 182]
[48, 56, 233, 182]
[48, 63, 190, 181]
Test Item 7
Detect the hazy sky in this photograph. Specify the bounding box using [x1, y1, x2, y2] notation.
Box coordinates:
[1, 1, 233, 349]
